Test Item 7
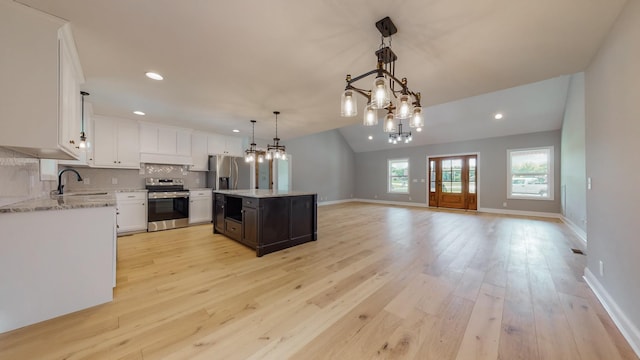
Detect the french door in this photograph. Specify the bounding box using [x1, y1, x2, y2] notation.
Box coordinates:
[428, 155, 477, 210]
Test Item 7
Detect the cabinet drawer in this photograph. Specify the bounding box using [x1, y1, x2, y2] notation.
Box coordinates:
[190, 190, 212, 198]
[242, 197, 258, 208]
[116, 192, 147, 201]
[224, 219, 241, 241]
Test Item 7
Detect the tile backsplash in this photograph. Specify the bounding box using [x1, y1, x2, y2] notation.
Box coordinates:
[62, 163, 206, 192]
[0, 147, 55, 205]
[0, 146, 207, 206]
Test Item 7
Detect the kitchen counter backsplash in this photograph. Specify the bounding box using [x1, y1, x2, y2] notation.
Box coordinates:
[62, 163, 206, 192]
[0, 147, 55, 205]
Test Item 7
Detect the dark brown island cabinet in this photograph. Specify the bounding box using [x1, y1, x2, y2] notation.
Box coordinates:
[213, 190, 317, 256]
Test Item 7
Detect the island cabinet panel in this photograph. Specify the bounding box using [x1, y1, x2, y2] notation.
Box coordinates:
[213, 194, 225, 233]
[213, 191, 317, 256]
[291, 195, 315, 242]
[241, 205, 258, 248]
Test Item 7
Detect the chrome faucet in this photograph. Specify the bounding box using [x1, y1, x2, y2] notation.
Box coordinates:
[57, 168, 83, 194]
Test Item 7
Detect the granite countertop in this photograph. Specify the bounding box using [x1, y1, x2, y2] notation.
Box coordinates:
[0, 192, 116, 213]
[213, 189, 317, 198]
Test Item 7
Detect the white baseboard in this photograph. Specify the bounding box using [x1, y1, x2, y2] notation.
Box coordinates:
[477, 207, 562, 219]
[324, 200, 563, 218]
[584, 268, 640, 358]
[317, 199, 355, 206]
[351, 198, 429, 208]
[561, 216, 588, 246]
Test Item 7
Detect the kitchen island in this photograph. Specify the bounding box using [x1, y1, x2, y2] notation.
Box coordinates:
[213, 190, 317, 256]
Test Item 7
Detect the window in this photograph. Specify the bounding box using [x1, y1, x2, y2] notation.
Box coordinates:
[388, 159, 409, 193]
[508, 147, 553, 200]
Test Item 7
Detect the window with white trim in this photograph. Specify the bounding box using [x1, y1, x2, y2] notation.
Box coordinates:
[507, 147, 553, 200]
[388, 159, 409, 193]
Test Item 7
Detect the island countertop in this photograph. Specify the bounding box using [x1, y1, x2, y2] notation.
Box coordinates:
[213, 189, 316, 198]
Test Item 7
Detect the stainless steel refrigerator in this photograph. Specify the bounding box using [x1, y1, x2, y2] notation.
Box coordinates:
[206, 155, 250, 190]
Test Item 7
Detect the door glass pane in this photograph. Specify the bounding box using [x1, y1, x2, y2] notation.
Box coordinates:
[441, 159, 462, 193]
[469, 157, 476, 194]
[429, 160, 436, 192]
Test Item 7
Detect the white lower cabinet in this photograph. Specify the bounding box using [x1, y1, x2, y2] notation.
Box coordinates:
[116, 192, 147, 234]
[189, 190, 212, 224]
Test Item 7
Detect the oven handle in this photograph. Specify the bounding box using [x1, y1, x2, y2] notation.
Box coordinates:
[148, 194, 190, 200]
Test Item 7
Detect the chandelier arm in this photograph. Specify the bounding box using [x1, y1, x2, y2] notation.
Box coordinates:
[345, 69, 379, 84]
[345, 85, 371, 99]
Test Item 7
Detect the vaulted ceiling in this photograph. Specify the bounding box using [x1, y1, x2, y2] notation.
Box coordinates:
[17, 0, 627, 149]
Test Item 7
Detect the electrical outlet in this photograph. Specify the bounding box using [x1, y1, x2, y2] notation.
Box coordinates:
[83, 177, 90, 185]
[599, 260, 604, 276]
[503, 202, 507, 207]
[587, 177, 592, 190]
[409, 197, 412, 200]
[195, 178, 200, 184]
[374, 194, 378, 199]
[111, 177, 118, 185]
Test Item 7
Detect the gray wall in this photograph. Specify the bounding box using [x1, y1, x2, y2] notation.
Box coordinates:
[585, 0, 640, 335]
[560, 73, 587, 232]
[355, 130, 562, 213]
[286, 129, 355, 202]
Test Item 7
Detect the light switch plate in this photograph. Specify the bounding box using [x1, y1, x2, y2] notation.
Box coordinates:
[111, 177, 118, 185]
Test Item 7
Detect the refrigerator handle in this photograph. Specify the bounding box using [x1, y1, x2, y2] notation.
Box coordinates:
[233, 158, 239, 190]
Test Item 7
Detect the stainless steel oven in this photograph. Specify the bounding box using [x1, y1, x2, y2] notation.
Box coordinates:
[146, 178, 189, 232]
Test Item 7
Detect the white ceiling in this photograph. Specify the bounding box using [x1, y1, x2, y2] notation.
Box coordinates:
[16, 0, 626, 146]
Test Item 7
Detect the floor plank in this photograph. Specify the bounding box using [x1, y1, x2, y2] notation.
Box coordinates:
[0, 203, 636, 360]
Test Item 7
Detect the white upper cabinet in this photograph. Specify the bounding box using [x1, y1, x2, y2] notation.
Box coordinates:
[93, 116, 140, 169]
[139, 123, 192, 165]
[190, 132, 209, 171]
[208, 134, 244, 157]
[0, 3, 85, 160]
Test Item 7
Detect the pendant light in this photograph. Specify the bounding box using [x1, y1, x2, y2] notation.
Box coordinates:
[79, 91, 89, 149]
[266, 111, 286, 160]
[244, 120, 260, 163]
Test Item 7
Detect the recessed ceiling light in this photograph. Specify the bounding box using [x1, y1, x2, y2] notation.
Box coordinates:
[232, 129, 240, 133]
[133, 111, 145, 116]
[494, 113, 503, 120]
[368, 135, 373, 140]
[145, 72, 163, 80]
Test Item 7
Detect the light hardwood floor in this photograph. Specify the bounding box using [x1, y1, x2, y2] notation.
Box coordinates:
[0, 203, 637, 359]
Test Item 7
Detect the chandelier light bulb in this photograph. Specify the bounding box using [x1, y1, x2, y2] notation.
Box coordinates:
[266, 152, 272, 160]
[417, 127, 422, 132]
[388, 137, 393, 143]
[258, 155, 264, 163]
[363, 103, 377, 126]
[411, 106, 424, 128]
[384, 113, 395, 133]
[372, 75, 389, 109]
[341, 90, 357, 117]
[396, 94, 412, 119]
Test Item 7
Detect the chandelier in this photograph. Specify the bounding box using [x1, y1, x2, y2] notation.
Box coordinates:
[244, 120, 265, 163]
[340, 17, 424, 144]
[266, 111, 286, 160]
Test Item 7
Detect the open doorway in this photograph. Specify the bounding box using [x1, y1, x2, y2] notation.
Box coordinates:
[428, 154, 477, 210]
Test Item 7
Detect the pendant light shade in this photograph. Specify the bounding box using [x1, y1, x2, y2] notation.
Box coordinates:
[371, 75, 390, 109]
[341, 89, 357, 117]
[363, 101, 377, 126]
[79, 91, 89, 149]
